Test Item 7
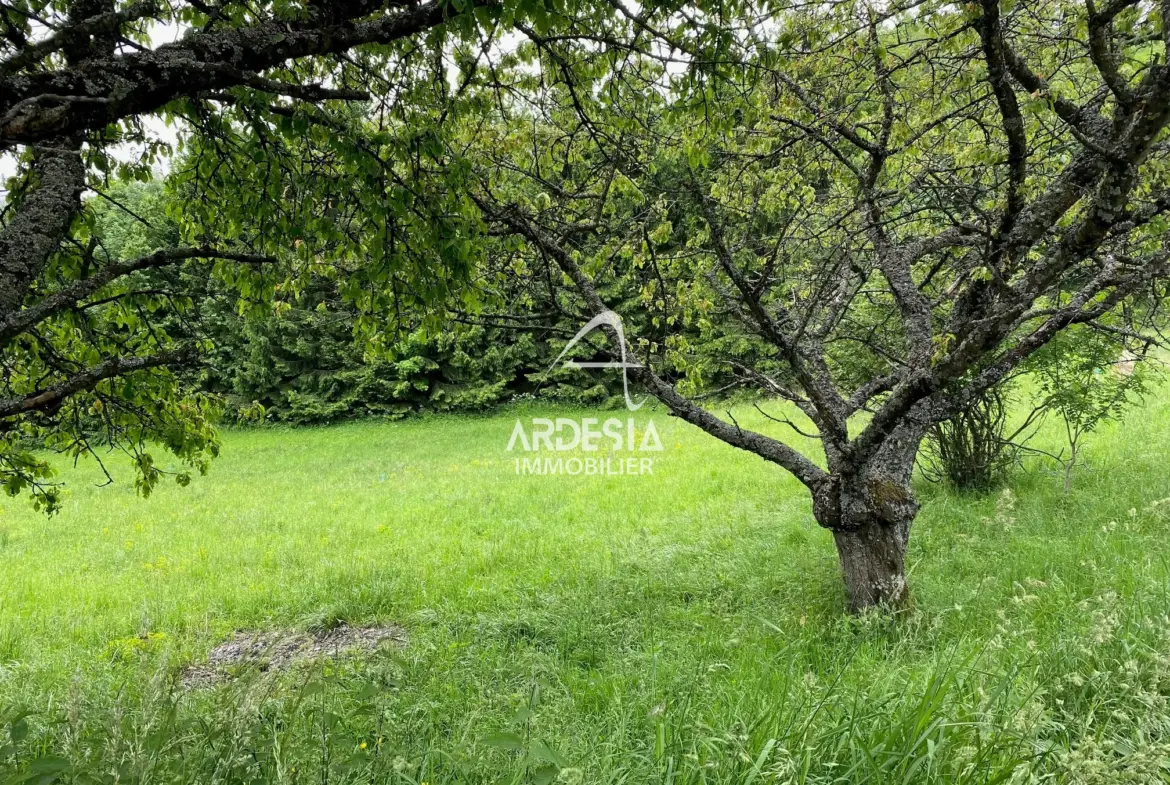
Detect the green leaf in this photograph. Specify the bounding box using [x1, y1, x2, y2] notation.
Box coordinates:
[482, 731, 525, 750]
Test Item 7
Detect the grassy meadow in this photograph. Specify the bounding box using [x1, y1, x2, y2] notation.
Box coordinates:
[1, 391, 1170, 783]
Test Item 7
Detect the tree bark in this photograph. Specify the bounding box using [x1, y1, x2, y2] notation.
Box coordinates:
[832, 520, 910, 613]
[0, 142, 85, 319]
[0, 0, 492, 149]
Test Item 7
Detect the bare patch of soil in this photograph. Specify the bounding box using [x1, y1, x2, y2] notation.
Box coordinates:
[181, 623, 406, 687]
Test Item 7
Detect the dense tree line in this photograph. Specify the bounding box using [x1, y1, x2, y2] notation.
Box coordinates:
[87, 180, 673, 424]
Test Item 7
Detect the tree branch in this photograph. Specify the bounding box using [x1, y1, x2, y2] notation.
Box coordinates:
[485, 198, 828, 490]
[0, 0, 491, 148]
[0, 141, 86, 318]
[0, 347, 194, 419]
[0, 246, 276, 345]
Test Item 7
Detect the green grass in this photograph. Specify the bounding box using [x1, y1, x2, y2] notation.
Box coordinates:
[2, 393, 1170, 783]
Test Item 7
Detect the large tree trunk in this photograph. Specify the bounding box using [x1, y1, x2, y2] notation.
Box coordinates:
[820, 421, 923, 612]
[832, 521, 910, 612]
[814, 450, 920, 612]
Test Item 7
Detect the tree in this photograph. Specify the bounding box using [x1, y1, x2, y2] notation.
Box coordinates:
[924, 326, 1146, 493]
[5, 0, 1169, 615]
[463, 0, 1170, 610]
[1024, 325, 1149, 492]
[0, 0, 617, 509]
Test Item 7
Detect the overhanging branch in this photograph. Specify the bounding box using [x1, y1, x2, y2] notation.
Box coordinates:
[0, 247, 277, 345]
[0, 0, 493, 148]
[0, 347, 194, 419]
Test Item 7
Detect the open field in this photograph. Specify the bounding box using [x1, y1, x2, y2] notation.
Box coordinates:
[2, 393, 1170, 783]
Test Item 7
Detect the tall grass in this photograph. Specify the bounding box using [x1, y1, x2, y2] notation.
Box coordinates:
[1, 392, 1169, 783]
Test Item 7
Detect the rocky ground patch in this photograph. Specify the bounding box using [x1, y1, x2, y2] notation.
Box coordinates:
[181, 623, 406, 687]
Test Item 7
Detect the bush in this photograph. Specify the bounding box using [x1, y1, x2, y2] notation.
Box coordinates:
[926, 386, 1019, 492]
